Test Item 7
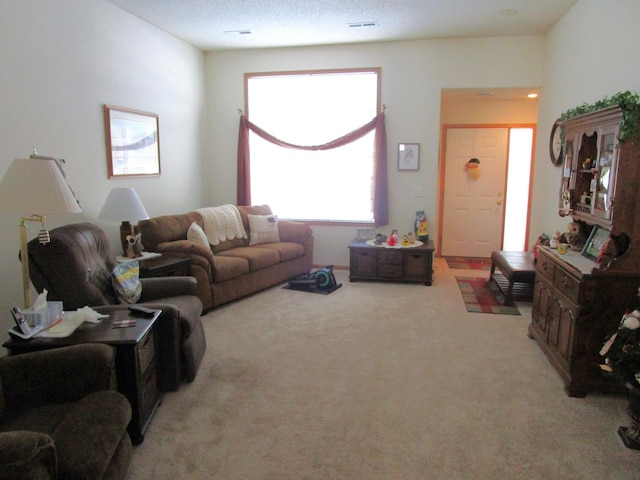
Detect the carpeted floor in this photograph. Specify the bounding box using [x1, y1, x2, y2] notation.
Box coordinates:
[125, 258, 640, 480]
[455, 275, 520, 315]
[445, 256, 492, 270]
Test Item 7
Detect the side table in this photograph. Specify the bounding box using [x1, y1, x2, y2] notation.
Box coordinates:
[3, 307, 163, 444]
[138, 255, 192, 278]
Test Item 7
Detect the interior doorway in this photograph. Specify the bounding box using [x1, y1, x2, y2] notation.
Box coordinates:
[439, 125, 534, 257]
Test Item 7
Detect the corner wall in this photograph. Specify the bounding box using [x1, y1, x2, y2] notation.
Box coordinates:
[0, 0, 207, 329]
[530, 0, 640, 245]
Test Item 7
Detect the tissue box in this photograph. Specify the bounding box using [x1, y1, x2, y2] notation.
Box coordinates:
[24, 301, 64, 328]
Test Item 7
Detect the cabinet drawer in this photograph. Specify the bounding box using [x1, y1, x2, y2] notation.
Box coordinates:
[537, 255, 555, 281]
[378, 250, 402, 265]
[405, 253, 427, 278]
[554, 270, 581, 301]
[379, 264, 403, 277]
[137, 331, 156, 376]
[140, 367, 160, 420]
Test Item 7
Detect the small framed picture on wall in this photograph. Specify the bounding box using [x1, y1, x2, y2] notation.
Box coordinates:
[398, 143, 419, 171]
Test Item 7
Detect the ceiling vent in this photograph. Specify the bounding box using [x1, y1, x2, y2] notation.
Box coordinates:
[347, 21, 378, 28]
[224, 30, 252, 35]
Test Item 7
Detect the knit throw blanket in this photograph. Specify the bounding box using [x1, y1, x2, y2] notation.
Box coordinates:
[196, 205, 247, 246]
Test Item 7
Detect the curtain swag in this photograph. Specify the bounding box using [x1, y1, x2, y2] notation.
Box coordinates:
[237, 112, 388, 226]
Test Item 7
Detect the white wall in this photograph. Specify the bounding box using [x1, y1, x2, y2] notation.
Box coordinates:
[205, 36, 546, 267]
[0, 0, 207, 330]
[530, 0, 640, 245]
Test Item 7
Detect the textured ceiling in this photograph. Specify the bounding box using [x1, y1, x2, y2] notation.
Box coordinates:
[107, 0, 577, 51]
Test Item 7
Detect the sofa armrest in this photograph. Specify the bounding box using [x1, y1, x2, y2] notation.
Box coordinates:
[278, 220, 313, 244]
[0, 344, 116, 411]
[139, 276, 197, 300]
[0, 431, 57, 480]
[155, 240, 215, 279]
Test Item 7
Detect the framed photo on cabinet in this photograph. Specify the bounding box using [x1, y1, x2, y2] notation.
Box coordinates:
[398, 143, 419, 171]
[104, 105, 161, 178]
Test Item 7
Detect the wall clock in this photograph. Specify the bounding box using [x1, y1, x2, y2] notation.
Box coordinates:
[549, 119, 563, 166]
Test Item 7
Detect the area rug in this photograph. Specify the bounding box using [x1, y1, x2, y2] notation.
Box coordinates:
[445, 257, 492, 270]
[455, 276, 520, 315]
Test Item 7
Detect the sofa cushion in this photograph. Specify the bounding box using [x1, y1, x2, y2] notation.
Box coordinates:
[258, 242, 305, 262]
[218, 246, 280, 272]
[213, 256, 250, 282]
[248, 214, 280, 245]
[237, 205, 272, 231]
[187, 222, 209, 249]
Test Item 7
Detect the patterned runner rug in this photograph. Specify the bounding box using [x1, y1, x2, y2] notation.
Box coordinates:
[455, 276, 520, 315]
[445, 257, 492, 270]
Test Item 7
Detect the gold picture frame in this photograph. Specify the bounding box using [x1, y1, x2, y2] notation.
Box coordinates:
[104, 105, 161, 178]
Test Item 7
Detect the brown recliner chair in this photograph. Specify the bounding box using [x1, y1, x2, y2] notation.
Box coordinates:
[0, 343, 132, 480]
[27, 222, 206, 390]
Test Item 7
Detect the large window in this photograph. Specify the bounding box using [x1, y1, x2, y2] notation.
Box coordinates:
[244, 68, 381, 223]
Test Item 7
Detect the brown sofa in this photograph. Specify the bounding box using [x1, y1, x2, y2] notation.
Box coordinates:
[138, 205, 313, 310]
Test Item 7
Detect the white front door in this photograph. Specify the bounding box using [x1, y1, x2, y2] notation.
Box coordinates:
[441, 127, 509, 257]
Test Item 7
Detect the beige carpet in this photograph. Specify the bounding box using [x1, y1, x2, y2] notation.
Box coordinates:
[125, 258, 640, 479]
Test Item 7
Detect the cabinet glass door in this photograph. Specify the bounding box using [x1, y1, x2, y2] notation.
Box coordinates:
[593, 130, 618, 221]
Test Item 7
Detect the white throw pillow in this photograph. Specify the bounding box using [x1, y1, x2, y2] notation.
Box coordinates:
[248, 214, 280, 245]
[187, 222, 210, 248]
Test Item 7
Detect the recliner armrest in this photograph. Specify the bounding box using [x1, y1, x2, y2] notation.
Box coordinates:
[0, 344, 116, 411]
[139, 276, 197, 300]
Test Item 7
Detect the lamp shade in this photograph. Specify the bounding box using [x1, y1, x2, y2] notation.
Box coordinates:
[98, 188, 150, 222]
[0, 158, 82, 214]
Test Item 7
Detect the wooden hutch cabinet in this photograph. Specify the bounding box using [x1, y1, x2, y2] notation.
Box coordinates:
[530, 106, 640, 397]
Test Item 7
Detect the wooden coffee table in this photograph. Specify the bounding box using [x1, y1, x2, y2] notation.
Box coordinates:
[349, 238, 435, 285]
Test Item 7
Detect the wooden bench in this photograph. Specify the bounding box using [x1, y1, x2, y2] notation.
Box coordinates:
[489, 251, 536, 305]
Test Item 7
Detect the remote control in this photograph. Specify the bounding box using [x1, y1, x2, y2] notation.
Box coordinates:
[11, 306, 32, 335]
[128, 305, 157, 317]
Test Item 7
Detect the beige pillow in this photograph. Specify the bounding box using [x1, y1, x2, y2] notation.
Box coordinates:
[187, 222, 209, 248]
[248, 214, 280, 245]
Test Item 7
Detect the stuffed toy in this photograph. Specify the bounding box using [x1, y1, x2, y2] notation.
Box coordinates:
[596, 232, 630, 270]
[415, 211, 429, 241]
[559, 221, 590, 251]
[125, 232, 144, 258]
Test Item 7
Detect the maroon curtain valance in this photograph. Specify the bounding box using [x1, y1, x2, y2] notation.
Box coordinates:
[237, 112, 388, 226]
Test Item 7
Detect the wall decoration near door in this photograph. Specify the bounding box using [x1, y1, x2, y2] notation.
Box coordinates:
[398, 143, 419, 170]
[104, 105, 161, 178]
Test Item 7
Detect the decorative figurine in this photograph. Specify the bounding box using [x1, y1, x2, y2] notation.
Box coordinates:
[407, 232, 416, 244]
[387, 229, 399, 246]
[415, 211, 429, 241]
[401, 234, 409, 246]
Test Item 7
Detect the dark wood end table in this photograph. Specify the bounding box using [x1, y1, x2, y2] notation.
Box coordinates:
[3, 307, 163, 444]
[138, 255, 192, 278]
